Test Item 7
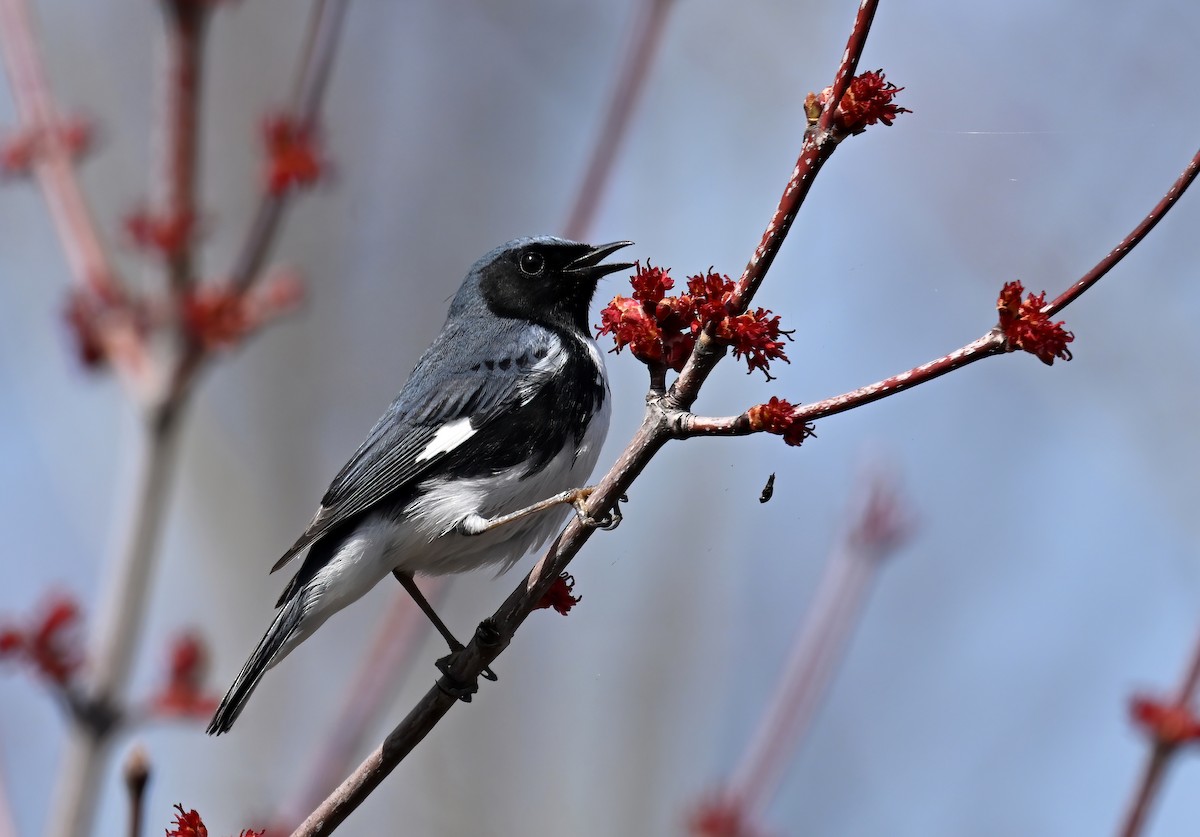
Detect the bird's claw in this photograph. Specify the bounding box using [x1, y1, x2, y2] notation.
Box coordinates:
[435, 653, 496, 701]
[571, 490, 626, 531]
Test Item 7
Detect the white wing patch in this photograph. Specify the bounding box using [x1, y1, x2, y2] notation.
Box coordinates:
[415, 417, 477, 462]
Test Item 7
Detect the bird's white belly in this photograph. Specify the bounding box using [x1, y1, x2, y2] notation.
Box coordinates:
[303, 391, 610, 622]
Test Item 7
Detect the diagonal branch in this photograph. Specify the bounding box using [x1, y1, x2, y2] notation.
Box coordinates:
[290, 4, 888, 833]
[0, 0, 153, 397]
[0, 0, 114, 297]
[1047, 146, 1200, 317]
[670, 1, 879, 412]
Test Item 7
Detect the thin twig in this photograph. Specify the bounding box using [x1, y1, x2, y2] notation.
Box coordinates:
[1117, 626, 1200, 837]
[561, 0, 674, 241]
[814, 0, 880, 138]
[675, 332, 1005, 439]
[669, 0, 882, 412]
[123, 746, 150, 837]
[1046, 146, 1200, 317]
[1118, 745, 1173, 837]
[229, 0, 350, 294]
[47, 405, 185, 837]
[156, 0, 212, 296]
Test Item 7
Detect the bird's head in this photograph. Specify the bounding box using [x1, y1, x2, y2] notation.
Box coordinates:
[456, 237, 635, 334]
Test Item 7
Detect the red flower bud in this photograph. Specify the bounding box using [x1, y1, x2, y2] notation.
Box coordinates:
[996, 281, 1074, 365]
[536, 574, 581, 616]
[809, 70, 910, 136]
[262, 113, 324, 196]
[1130, 694, 1200, 747]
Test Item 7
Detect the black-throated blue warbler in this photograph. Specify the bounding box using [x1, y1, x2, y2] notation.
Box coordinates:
[207, 237, 633, 734]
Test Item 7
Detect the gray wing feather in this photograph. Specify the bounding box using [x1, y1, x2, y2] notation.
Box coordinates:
[270, 320, 557, 573]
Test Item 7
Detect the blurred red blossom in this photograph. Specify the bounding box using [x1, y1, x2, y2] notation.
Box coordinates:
[0, 116, 94, 177]
[996, 280, 1074, 365]
[62, 285, 148, 371]
[746, 397, 813, 447]
[597, 264, 791, 377]
[0, 127, 38, 176]
[166, 805, 264, 837]
[536, 573, 581, 616]
[1130, 695, 1200, 747]
[124, 208, 196, 257]
[262, 113, 324, 196]
[182, 272, 304, 351]
[806, 69, 910, 135]
[0, 593, 85, 686]
[686, 794, 770, 837]
[148, 631, 219, 719]
[64, 289, 113, 369]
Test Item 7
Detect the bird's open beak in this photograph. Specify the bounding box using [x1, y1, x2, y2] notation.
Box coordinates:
[565, 240, 636, 279]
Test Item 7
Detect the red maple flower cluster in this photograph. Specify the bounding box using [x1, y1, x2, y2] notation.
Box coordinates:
[63, 287, 128, 370]
[0, 593, 85, 686]
[996, 281, 1074, 365]
[124, 208, 197, 257]
[536, 573, 581, 616]
[183, 273, 304, 351]
[746, 396, 813, 447]
[148, 632, 219, 719]
[686, 795, 768, 837]
[167, 804, 263, 837]
[597, 264, 792, 378]
[262, 114, 324, 196]
[1130, 695, 1200, 747]
[806, 70, 910, 136]
[0, 115, 94, 177]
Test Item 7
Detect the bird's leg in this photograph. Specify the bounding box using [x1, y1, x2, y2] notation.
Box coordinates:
[456, 486, 623, 535]
[391, 570, 497, 698]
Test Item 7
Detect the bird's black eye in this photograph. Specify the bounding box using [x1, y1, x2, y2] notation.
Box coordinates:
[519, 250, 545, 276]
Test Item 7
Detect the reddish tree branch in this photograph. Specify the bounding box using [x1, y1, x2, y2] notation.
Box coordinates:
[0, 0, 113, 297]
[228, 0, 349, 294]
[670, 1, 880, 412]
[814, 0, 880, 138]
[0, 0, 154, 396]
[1117, 626, 1200, 837]
[675, 332, 1005, 439]
[561, 0, 674, 241]
[156, 0, 212, 296]
[1046, 146, 1200, 317]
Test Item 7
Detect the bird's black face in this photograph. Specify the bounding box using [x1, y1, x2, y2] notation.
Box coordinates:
[478, 239, 634, 334]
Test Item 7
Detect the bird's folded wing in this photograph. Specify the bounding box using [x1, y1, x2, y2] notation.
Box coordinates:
[270, 321, 560, 573]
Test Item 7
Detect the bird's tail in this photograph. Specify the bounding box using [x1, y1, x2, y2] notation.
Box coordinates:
[206, 594, 305, 735]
